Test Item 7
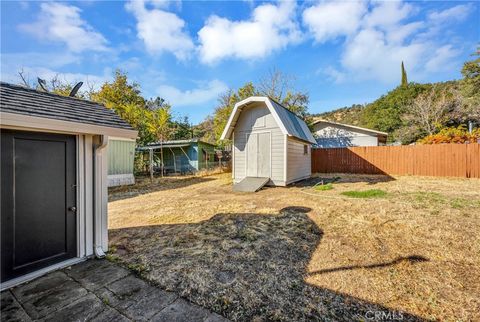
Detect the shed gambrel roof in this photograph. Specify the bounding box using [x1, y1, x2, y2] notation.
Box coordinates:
[0, 82, 134, 130]
[220, 96, 316, 144]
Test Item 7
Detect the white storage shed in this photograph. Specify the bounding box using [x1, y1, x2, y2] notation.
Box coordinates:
[221, 96, 316, 187]
[0, 82, 137, 289]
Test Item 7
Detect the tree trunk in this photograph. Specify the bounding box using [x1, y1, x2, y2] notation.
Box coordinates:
[160, 140, 164, 177]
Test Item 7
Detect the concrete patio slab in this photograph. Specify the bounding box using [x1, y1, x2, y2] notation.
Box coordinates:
[150, 298, 211, 322]
[0, 291, 31, 322]
[1, 259, 230, 322]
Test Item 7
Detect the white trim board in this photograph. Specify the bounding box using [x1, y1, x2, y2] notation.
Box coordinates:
[220, 97, 316, 144]
[0, 257, 87, 291]
[1, 112, 138, 139]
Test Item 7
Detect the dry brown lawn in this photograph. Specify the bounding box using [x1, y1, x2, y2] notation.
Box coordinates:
[108, 173, 480, 321]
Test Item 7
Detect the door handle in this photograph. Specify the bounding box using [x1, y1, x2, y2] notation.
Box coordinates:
[69, 206, 77, 213]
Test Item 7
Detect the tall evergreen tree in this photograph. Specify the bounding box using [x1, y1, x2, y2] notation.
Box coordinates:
[401, 61, 408, 87]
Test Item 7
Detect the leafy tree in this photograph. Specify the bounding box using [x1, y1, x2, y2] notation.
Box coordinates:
[172, 116, 193, 140]
[460, 47, 480, 121]
[401, 61, 408, 87]
[148, 105, 173, 175]
[361, 83, 430, 141]
[213, 83, 258, 145]
[90, 70, 156, 144]
[91, 70, 145, 117]
[192, 116, 215, 143]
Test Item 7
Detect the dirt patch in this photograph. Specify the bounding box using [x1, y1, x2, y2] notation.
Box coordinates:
[108, 173, 480, 321]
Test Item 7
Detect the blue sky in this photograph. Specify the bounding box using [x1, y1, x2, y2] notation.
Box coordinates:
[1, 1, 478, 123]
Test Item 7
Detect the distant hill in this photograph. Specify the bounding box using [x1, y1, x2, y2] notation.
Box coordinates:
[310, 81, 463, 144]
[311, 104, 365, 126]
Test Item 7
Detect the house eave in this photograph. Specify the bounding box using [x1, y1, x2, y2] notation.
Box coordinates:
[0, 112, 138, 139]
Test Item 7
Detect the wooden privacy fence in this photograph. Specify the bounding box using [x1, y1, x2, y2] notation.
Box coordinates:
[311, 144, 480, 178]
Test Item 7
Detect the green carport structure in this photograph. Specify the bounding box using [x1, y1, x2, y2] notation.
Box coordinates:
[138, 139, 217, 176]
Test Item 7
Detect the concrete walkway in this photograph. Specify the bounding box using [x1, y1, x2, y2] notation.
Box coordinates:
[1, 259, 229, 322]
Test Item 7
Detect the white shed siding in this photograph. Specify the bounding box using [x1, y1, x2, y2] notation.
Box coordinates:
[233, 103, 285, 184]
[286, 137, 311, 183]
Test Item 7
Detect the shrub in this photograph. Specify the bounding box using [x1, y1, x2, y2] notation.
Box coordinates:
[418, 126, 480, 144]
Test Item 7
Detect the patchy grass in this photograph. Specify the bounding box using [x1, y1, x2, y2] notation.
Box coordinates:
[341, 189, 387, 198]
[314, 183, 333, 191]
[108, 173, 480, 321]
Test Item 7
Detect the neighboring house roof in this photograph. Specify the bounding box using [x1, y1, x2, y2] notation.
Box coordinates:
[0, 82, 134, 130]
[312, 119, 388, 136]
[221, 96, 316, 144]
[139, 138, 215, 150]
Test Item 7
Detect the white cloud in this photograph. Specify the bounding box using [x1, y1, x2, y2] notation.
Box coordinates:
[428, 4, 472, 24]
[306, 0, 470, 84]
[198, 1, 301, 63]
[1, 52, 79, 70]
[125, 0, 194, 59]
[321, 66, 347, 84]
[19, 2, 108, 52]
[363, 1, 415, 29]
[302, 1, 367, 43]
[1, 66, 109, 91]
[342, 28, 425, 83]
[425, 45, 461, 73]
[157, 80, 228, 106]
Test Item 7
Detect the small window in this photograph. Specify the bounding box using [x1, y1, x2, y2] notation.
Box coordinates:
[304, 145, 308, 155]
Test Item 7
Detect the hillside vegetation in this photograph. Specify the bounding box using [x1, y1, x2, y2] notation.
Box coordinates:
[313, 50, 479, 144]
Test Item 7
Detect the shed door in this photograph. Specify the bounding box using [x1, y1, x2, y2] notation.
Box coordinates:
[1, 130, 77, 282]
[246, 132, 270, 178]
[246, 133, 258, 177]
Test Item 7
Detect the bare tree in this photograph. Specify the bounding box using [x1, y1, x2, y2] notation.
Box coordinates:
[409, 86, 459, 135]
[18, 68, 31, 87]
[257, 67, 309, 117]
[258, 68, 293, 100]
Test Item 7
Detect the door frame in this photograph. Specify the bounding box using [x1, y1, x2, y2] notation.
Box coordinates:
[245, 130, 272, 178]
[0, 130, 85, 290]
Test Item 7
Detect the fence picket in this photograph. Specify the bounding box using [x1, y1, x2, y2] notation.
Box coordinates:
[311, 144, 480, 178]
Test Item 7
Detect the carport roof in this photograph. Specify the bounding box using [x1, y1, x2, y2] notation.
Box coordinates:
[0, 82, 135, 131]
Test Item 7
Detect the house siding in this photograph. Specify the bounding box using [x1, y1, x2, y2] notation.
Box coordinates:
[313, 123, 380, 147]
[107, 139, 135, 187]
[108, 139, 135, 175]
[287, 137, 311, 183]
[233, 102, 285, 184]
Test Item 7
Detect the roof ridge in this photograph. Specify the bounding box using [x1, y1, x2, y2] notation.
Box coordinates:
[1, 82, 135, 131]
[266, 96, 304, 120]
[0, 82, 105, 107]
[313, 119, 388, 135]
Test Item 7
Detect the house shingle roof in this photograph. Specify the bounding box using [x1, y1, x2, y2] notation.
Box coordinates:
[0, 82, 134, 130]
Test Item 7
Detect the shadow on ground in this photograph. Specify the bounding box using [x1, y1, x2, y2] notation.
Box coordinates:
[108, 176, 215, 201]
[109, 206, 427, 321]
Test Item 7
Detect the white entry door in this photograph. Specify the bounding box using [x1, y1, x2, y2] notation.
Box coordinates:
[246, 132, 270, 177]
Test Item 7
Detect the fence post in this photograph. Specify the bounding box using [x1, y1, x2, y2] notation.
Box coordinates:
[149, 148, 153, 182]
